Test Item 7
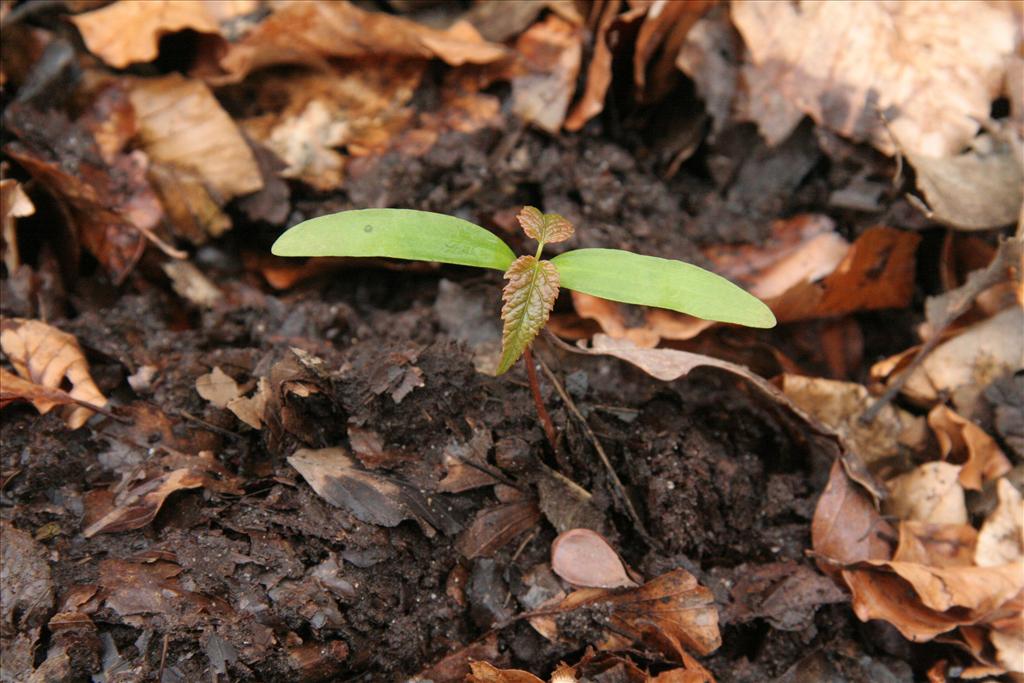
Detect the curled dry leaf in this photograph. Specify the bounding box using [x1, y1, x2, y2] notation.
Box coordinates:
[195, 366, 241, 409]
[893, 521, 978, 568]
[227, 376, 269, 430]
[975, 479, 1024, 568]
[129, 74, 262, 202]
[928, 405, 1011, 491]
[550, 528, 636, 589]
[71, 0, 257, 69]
[0, 318, 107, 429]
[0, 177, 34, 273]
[456, 500, 541, 560]
[732, 0, 1018, 157]
[907, 131, 1024, 231]
[510, 14, 583, 134]
[563, 0, 627, 132]
[215, 1, 507, 83]
[467, 661, 544, 683]
[886, 462, 968, 526]
[556, 568, 721, 661]
[83, 468, 209, 537]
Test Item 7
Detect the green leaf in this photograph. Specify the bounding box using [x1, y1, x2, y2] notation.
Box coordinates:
[271, 209, 516, 271]
[497, 256, 560, 375]
[551, 248, 776, 328]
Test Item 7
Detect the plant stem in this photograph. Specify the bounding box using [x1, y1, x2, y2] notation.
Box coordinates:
[523, 346, 557, 450]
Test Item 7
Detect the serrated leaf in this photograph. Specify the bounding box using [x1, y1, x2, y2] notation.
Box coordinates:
[497, 256, 560, 375]
[516, 206, 574, 245]
[271, 209, 516, 271]
[551, 248, 776, 328]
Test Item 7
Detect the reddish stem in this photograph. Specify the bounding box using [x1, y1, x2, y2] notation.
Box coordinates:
[523, 346, 557, 450]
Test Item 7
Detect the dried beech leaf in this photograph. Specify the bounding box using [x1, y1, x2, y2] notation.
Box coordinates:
[732, 1, 1017, 156]
[227, 377, 269, 430]
[288, 447, 459, 536]
[854, 560, 1024, 615]
[893, 521, 978, 568]
[563, 1, 622, 131]
[467, 661, 545, 683]
[511, 15, 583, 134]
[71, 0, 255, 68]
[557, 569, 721, 660]
[0, 318, 107, 429]
[841, 568, 963, 642]
[129, 74, 263, 201]
[928, 405, 1011, 491]
[83, 468, 209, 537]
[497, 256, 560, 375]
[456, 500, 540, 560]
[975, 479, 1024, 567]
[516, 206, 574, 245]
[886, 462, 968, 525]
[195, 367, 241, 409]
[551, 528, 636, 589]
[812, 460, 894, 577]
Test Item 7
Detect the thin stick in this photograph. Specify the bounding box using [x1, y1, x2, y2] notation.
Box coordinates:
[523, 346, 558, 451]
[535, 353, 658, 549]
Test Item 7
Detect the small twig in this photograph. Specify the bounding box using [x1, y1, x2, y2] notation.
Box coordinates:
[177, 410, 243, 441]
[157, 632, 170, 682]
[535, 353, 658, 549]
[75, 398, 131, 424]
[861, 236, 1022, 423]
[523, 346, 558, 451]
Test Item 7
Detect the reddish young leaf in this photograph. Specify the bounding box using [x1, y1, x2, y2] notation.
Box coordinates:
[516, 206, 575, 245]
[497, 256, 560, 375]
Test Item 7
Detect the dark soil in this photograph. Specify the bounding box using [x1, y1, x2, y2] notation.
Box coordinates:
[2, 86, 927, 682]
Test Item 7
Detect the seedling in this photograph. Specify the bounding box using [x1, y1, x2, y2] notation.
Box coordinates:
[272, 207, 775, 441]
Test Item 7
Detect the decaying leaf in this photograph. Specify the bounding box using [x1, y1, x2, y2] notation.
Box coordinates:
[1, 318, 108, 429]
[288, 447, 459, 537]
[83, 468, 210, 537]
[928, 405, 1011, 491]
[129, 74, 263, 202]
[722, 561, 846, 632]
[71, 0, 257, 68]
[0, 521, 55, 677]
[732, 0, 1018, 157]
[456, 500, 540, 560]
[497, 256, 560, 375]
[907, 131, 1024, 231]
[886, 462, 968, 526]
[563, 0, 623, 132]
[516, 206, 574, 245]
[215, 0, 507, 83]
[556, 569, 721, 661]
[550, 528, 636, 589]
[975, 479, 1024, 568]
[510, 14, 583, 134]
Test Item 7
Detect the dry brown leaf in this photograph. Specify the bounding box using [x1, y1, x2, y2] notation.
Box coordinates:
[886, 462, 968, 526]
[782, 375, 926, 469]
[928, 405, 1012, 491]
[732, 1, 1018, 157]
[550, 528, 636, 589]
[893, 521, 978, 568]
[162, 260, 222, 308]
[195, 366, 241, 409]
[976, 479, 1024, 568]
[675, 9, 739, 136]
[907, 131, 1024, 231]
[414, 634, 503, 683]
[83, 468, 208, 537]
[215, 1, 507, 83]
[129, 74, 262, 201]
[865, 560, 1024, 615]
[466, 662, 545, 683]
[147, 163, 232, 244]
[563, 0, 620, 131]
[557, 568, 721, 661]
[633, 0, 711, 103]
[510, 15, 583, 134]
[811, 460, 894, 577]
[841, 568, 964, 642]
[0, 318, 107, 429]
[227, 376, 269, 430]
[71, 0, 257, 69]
[456, 500, 541, 560]
[875, 306, 1024, 407]
[0, 177, 34, 273]
[991, 626, 1024, 675]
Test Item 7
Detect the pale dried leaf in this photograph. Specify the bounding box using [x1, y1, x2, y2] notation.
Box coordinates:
[162, 260, 222, 308]
[732, 1, 1018, 156]
[907, 132, 1024, 231]
[928, 405, 1012, 491]
[511, 15, 583, 134]
[0, 178, 34, 273]
[70, 0, 255, 68]
[976, 479, 1024, 567]
[886, 462, 968, 525]
[0, 318, 107, 429]
[466, 661, 545, 683]
[227, 377, 269, 430]
[675, 10, 739, 136]
[991, 628, 1024, 675]
[551, 528, 636, 589]
[129, 74, 263, 201]
[195, 367, 241, 409]
[497, 256, 560, 375]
